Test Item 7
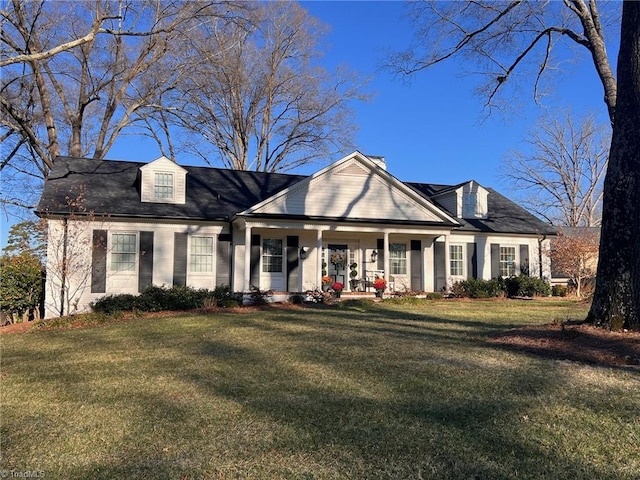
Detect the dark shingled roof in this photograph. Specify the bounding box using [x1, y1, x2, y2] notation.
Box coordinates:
[36, 157, 306, 221]
[37, 156, 556, 235]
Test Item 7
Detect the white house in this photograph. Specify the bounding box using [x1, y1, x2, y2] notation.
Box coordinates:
[36, 151, 555, 318]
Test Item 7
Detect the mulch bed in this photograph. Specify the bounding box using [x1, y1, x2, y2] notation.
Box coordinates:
[488, 322, 640, 369]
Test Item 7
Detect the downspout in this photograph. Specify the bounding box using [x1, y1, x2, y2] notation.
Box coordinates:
[60, 217, 69, 316]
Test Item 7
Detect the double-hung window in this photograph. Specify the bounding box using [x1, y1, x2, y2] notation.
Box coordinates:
[450, 244, 464, 276]
[154, 172, 174, 200]
[111, 233, 136, 271]
[389, 243, 407, 275]
[190, 236, 213, 273]
[499, 246, 517, 277]
[262, 239, 283, 273]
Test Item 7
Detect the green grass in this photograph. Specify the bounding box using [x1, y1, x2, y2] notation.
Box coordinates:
[1, 299, 638, 479]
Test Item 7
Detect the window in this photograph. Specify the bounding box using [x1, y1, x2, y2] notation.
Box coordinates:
[154, 172, 174, 199]
[500, 246, 517, 277]
[262, 239, 283, 273]
[190, 236, 213, 273]
[111, 233, 136, 271]
[450, 244, 464, 276]
[390, 243, 407, 275]
[463, 192, 478, 218]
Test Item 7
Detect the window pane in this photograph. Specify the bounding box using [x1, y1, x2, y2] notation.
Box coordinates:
[262, 239, 283, 273]
[500, 246, 516, 277]
[154, 173, 174, 199]
[390, 243, 406, 275]
[450, 244, 463, 276]
[111, 233, 136, 271]
[190, 236, 213, 272]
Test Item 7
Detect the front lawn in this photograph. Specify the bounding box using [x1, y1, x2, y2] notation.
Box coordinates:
[1, 299, 638, 479]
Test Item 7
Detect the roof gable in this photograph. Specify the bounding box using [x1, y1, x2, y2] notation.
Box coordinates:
[241, 151, 458, 225]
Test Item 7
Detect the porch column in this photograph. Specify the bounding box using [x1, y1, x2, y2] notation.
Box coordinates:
[444, 234, 451, 291]
[316, 229, 323, 287]
[383, 231, 390, 281]
[244, 225, 252, 292]
[423, 239, 432, 292]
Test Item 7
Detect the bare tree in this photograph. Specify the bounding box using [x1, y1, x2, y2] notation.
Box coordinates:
[1, 0, 246, 214]
[174, 1, 367, 172]
[503, 111, 609, 227]
[393, 0, 640, 330]
[392, 1, 619, 118]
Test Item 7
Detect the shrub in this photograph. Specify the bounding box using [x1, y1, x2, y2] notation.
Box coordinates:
[93, 284, 242, 314]
[452, 278, 503, 298]
[552, 284, 568, 297]
[426, 292, 444, 300]
[504, 275, 551, 298]
[246, 286, 272, 306]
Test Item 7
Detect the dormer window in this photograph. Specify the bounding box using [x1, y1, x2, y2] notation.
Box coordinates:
[154, 172, 174, 200]
[461, 181, 488, 219]
[139, 156, 187, 204]
[462, 192, 478, 218]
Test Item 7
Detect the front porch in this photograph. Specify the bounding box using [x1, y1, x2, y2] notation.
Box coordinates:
[235, 221, 456, 295]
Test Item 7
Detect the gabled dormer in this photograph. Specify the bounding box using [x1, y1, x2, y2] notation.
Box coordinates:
[139, 156, 187, 204]
[433, 180, 489, 219]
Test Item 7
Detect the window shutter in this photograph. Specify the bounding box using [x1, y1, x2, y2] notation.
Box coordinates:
[520, 244, 530, 275]
[250, 234, 261, 288]
[173, 233, 188, 287]
[491, 244, 500, 278]
[91, 230, 107, 293]
[216, 234, 231, 286]
[286, 236, 299, 291]
[139, 232, 154, 292]
[467, 243, 478, 279]
[376, 238, 384, 269]
[433, 241, 445, 291]
[410, 240, 422, 291]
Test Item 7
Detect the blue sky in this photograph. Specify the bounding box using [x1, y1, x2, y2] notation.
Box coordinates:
[0, 1, 619, 249]
[107, 0, 616, 187]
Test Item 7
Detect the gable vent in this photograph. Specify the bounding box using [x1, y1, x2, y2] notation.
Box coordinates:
[336, 163, 369, 176]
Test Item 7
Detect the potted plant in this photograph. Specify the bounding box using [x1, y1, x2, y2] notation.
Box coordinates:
[373, 277, 387, 298]
[332, 282, 344, 298]
[322, 275, 333, 291]
[349, 263, 359, 291]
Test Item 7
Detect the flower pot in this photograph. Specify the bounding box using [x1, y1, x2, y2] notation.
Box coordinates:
[334, 291, 342, 298]
[375, 290, 383, 298]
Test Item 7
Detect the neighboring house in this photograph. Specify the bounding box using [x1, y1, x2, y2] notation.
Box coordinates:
[36, 151, 555, 318]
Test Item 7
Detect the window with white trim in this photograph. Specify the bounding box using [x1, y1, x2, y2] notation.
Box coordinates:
[154, 172, 174, 200]
[190, 236, 213, 273]
[390, 243, 407, 275]
[450, 244, 464, 276]
[111, 233, 136, 271]
[500, 246, 517, 277]
[262, 239, 283, 273]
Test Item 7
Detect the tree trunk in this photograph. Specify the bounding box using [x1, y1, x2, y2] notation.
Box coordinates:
[586, 1, 640, 331]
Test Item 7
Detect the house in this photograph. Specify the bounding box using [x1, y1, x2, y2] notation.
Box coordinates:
[36, 151, 555, 318]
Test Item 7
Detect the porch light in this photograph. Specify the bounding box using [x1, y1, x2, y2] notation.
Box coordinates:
[299, 247, 308, 260]
[370, 250, 378, 263]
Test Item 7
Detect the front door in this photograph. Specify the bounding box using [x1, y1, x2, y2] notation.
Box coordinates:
[328, 244, 348, 287]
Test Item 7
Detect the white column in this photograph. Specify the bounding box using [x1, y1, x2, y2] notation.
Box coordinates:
[383, 231, 390, 281]
[244, 226, 252, 292]
[423, 238, 433, 292]
[444, 234, 451, 290]
[316, 229, 323, 287]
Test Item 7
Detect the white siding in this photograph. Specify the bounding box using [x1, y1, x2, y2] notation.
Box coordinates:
[254, 169, 444, 223]
[42, 219, 226, 318]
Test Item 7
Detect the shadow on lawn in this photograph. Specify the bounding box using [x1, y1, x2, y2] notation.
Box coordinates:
[132, 307, 626, 479]
[7, 306, 629, 479]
